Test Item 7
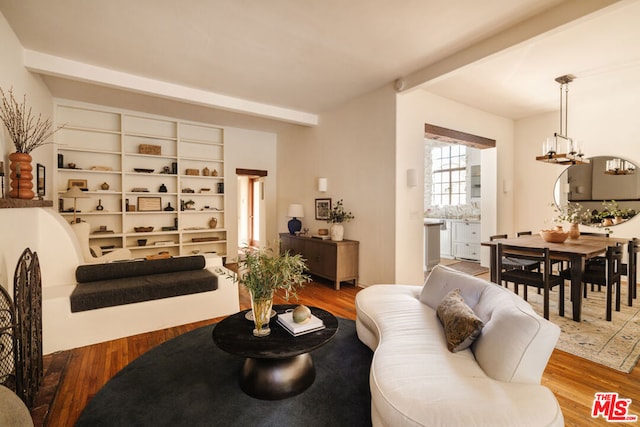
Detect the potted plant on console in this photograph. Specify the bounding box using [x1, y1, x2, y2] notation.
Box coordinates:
[234, 242, 309, 337]
[326, 199, 355, 241]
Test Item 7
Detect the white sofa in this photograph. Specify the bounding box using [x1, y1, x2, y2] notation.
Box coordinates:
[355, 264, 564, 427]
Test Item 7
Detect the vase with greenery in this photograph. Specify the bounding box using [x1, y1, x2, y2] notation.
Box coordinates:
[234, 242, 309, 337]
[0, 87, 63, 199]
[326, 199, 355, 241]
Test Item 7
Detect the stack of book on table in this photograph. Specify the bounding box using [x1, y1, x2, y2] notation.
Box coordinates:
[277, 311, 325, 336]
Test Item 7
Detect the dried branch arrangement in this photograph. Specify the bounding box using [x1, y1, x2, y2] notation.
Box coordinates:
[0, 87, 63, 154]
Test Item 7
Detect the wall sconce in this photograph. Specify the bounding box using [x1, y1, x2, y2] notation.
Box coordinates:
[318, 178, 327, 192]
[502, 179, 512, 194]
[406, 169, 417, 188]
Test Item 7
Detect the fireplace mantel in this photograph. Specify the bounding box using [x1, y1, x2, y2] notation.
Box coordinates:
[0, 199, 53, 209]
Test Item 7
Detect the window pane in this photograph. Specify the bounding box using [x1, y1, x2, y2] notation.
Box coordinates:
[428, 143, 469, 207]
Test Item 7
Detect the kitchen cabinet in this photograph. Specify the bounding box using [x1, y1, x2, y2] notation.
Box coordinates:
[452, 220, 481, 261]
[439, 220, 453, 258]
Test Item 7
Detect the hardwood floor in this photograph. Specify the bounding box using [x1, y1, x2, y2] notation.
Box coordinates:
[35, 277, 639, 426]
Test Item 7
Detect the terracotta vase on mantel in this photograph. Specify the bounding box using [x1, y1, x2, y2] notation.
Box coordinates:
[8, 152, 35, 199]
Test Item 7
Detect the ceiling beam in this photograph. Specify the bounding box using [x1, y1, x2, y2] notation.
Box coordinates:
[23, 50, 319, 127]
[399, 0, 620, 91]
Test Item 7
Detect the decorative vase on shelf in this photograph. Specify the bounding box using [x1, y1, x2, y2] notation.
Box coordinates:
[209, 217, 218, 229]
[8, 152, 34, 199]
[250, 290, 274, 337]
[330, 223, 344, 241]
[568, 223, 580, 239]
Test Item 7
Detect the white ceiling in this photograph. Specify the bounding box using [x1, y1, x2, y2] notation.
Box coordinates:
[1, 0, 639, 125]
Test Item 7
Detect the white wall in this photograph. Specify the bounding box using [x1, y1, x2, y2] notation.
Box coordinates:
[224, 126, 277, 256]
[396, 89, 514, 281]
[514, 84, 640, 239]
[0, 13, 58, 293]
[278, 85, 397, 286]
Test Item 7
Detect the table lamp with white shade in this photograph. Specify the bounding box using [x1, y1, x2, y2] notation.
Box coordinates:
[287, 204, 304, 235]
[62, 186, 90, 223]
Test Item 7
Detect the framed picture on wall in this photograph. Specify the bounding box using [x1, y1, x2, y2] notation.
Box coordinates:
[37, 163, 45, 197]
[67, 179, 88, 190]
[137, 196, 162, 212]
[315, 198, 331, 220]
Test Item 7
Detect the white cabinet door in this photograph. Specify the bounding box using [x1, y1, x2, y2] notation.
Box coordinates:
[453, 221, 481, 261]
[440, 220, 453, 258]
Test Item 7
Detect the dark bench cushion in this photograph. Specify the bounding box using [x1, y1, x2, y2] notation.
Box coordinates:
[70, 269, 217, 312]
[76, 255, 206, 283]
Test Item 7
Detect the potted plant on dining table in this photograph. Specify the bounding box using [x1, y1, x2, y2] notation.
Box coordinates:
[551, 202, 590, 240]
[233, 242, 309, 337]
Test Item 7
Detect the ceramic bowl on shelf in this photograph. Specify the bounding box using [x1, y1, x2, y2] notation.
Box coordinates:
[539, 229, 569, 243]
[134, 226, 154, 233]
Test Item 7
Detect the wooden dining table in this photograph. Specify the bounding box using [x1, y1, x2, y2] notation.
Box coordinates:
[482, 234, 628, 322]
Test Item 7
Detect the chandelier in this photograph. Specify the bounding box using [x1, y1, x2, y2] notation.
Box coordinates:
[536, 74, 588, 165]
[605, 158, 635, 175]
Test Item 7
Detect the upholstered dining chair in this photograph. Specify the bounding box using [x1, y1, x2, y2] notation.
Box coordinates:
[490, 234, 540, 270]
[497, 243, 564, 320]
[70, 221, 132, 264]
[516, 230, 559, 285]
[580, 244, 623, 321]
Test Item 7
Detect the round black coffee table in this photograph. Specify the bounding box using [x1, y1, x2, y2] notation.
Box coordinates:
[212, 304, 338, 400]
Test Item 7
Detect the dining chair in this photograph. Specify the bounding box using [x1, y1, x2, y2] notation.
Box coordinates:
[625, 238, 639, 306]
[518, 230, 563, 274]
[581, 245, 623, 321]
[490, 235, 540, 287]
[497, 243, 564, 320]
[580, 232, 611, 292]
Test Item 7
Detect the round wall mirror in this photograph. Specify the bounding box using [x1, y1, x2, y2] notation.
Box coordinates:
[553, 156, 640, 226]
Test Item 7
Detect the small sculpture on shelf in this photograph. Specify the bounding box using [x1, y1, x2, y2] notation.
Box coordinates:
[159, 183, 167, 193]
[164, 202, 175, 211]
[203, 166, 210, 176]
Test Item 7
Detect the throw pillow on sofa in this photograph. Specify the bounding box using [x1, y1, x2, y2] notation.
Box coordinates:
[437, 288, 484, 352]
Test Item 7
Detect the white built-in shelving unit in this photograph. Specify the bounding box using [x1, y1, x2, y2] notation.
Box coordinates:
[55, 102, 227, 258]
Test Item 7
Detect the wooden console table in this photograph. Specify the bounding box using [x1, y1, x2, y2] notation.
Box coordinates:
[279, 233, 359, 290]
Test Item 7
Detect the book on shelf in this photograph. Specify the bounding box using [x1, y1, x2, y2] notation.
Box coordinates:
[277, 311, 325, 336]
[311, 235, 330, 240]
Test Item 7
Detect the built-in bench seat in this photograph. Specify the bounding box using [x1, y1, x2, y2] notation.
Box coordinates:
[70, 255, 218, 312]
[42, 253, 239, 353]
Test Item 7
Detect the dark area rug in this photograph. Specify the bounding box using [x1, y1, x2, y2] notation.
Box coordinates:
[76, 317, 372, 427]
